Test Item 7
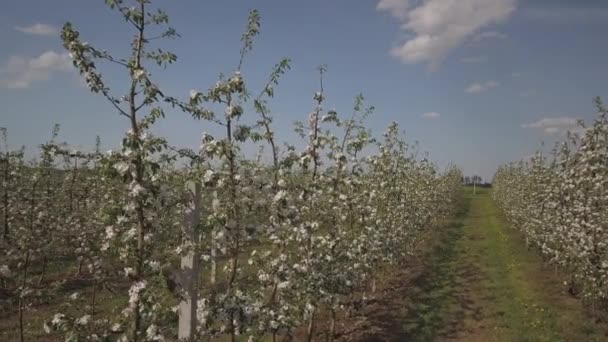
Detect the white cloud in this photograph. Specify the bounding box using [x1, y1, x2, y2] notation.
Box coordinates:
[465, 80, 499, 94]
[472, 30, 508, 42]
[0, 51, 72, 89]
[460, 55, 487, 64]
[14, 23, 58, 36]
[376, 0, 412, 21]
[422, 111, 440, 119]
[521, 117, 583, 135]
[377, 0, 517, 67]
[511, 71, 523, 78]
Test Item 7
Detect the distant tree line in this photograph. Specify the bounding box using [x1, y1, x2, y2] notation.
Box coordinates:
[461, 175, 492, 188]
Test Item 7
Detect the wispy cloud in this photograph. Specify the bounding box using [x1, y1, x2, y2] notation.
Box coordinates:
[0, 51, 72, 89]
[377, 0, 517, 68]
[465, 80, 499, 94]
[472, 30, 508, 42]
[521, 116, 583, 135]
[376, 0, 411, 21]
[511, 71, 523, 78]
[14, 23, 58, 36]
[460, 55, 487, 64]
[422, 111, 440, 119]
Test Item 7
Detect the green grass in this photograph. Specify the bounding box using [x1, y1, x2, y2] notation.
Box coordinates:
[402, 187, 607, 341]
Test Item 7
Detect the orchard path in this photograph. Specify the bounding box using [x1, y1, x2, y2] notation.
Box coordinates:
[343, 187, 607, 341]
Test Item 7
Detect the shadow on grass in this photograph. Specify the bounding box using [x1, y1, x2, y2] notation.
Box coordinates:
[398, 200, 472, 341]
[349, 194, 485, 342]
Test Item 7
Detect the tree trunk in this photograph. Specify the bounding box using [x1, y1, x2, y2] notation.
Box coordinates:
[38, 256, 47, 285]
[91, 279, 97, 315]
[328, 307, 336, 341]
[19, 252, 30, 342]
[2, 157, 9, 241]
[307, 308, 317, 342]
[76, 258, 84, 277]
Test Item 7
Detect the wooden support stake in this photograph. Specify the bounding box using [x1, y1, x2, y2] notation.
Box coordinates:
[178, 181, 201, 341]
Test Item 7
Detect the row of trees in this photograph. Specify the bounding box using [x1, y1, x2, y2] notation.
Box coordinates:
[1, 1, 463, 341]
[493, 98, 608, 305]
[461, 175, 483, 186]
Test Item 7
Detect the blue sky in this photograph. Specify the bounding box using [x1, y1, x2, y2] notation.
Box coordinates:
[1, 0, 608, 180]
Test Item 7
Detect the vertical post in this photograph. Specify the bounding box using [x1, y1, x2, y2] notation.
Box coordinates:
[210, 235, 216, 285]
[178, 181, 201, 341]
[473, 178, 476, 195]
